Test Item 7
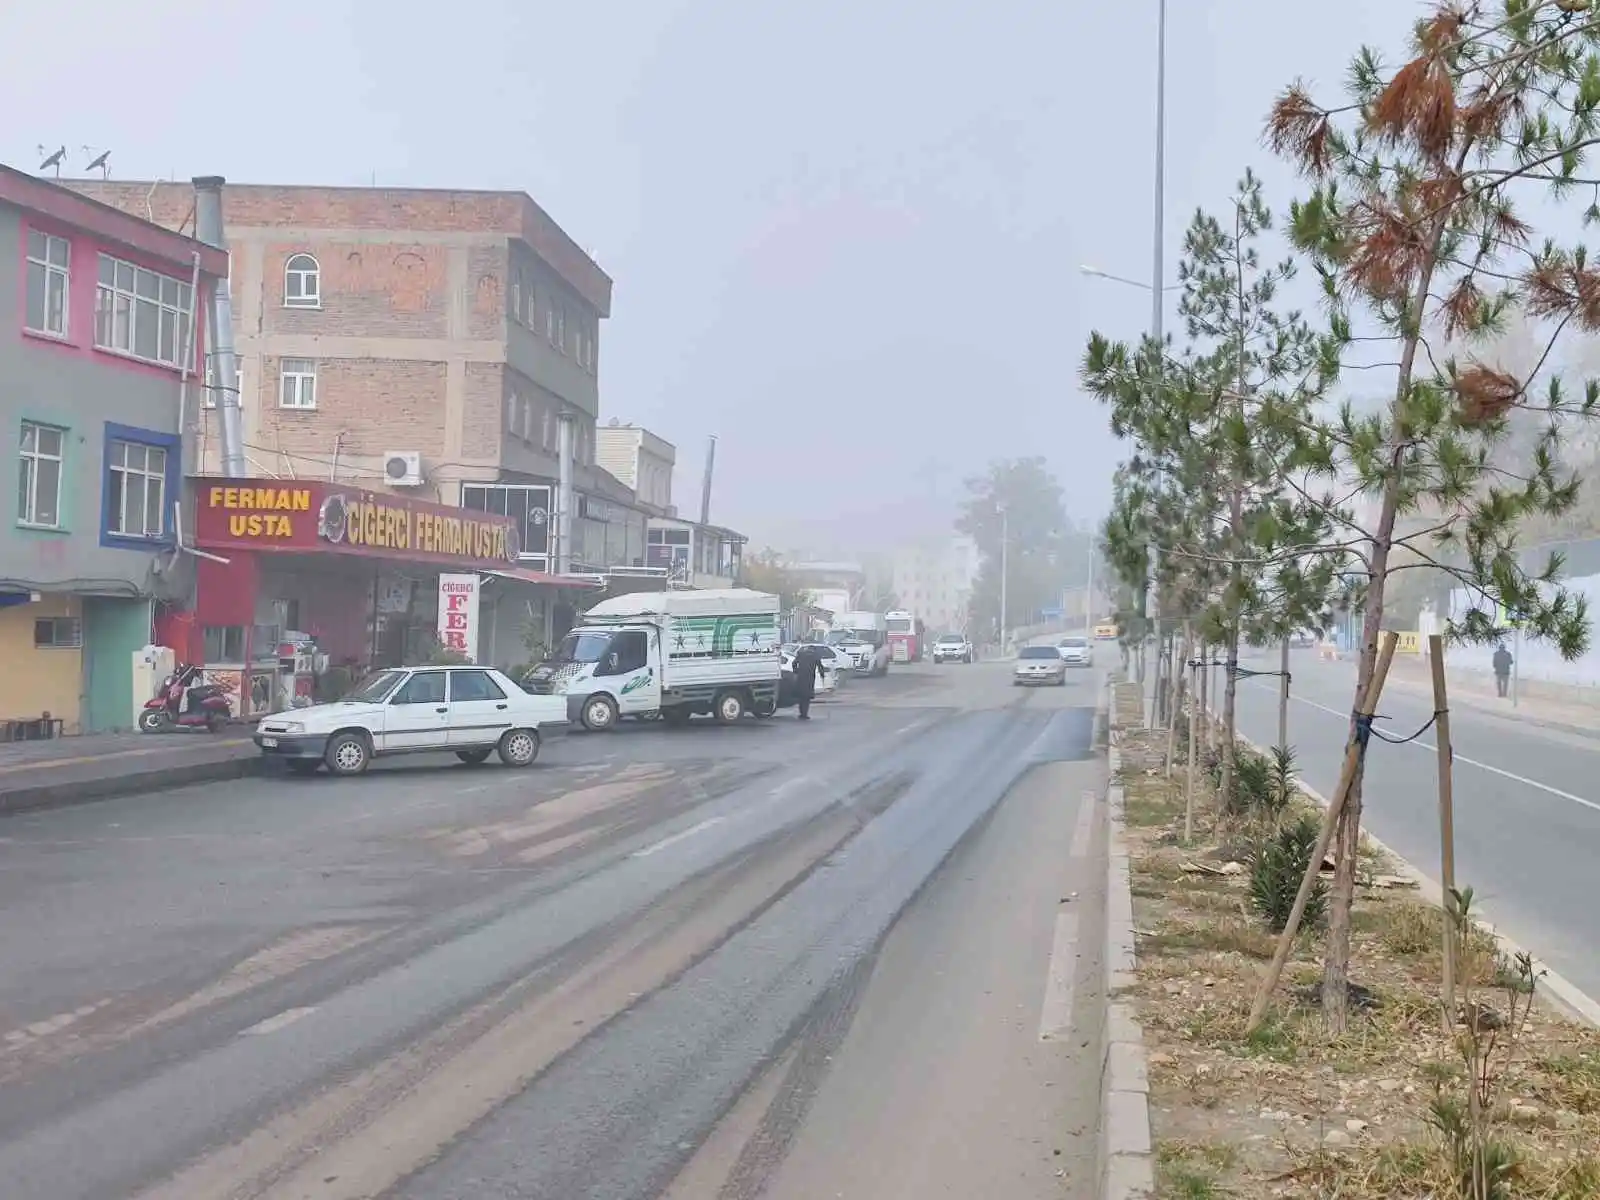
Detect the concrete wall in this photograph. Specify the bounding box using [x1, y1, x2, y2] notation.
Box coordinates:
[0, 594, 84, 732]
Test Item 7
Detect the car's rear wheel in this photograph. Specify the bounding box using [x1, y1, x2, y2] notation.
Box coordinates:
[713, 690, 747, 724]
[456, 748, 493, 765]
[325, 732, 371, 777]
[498, 728, 540, 767]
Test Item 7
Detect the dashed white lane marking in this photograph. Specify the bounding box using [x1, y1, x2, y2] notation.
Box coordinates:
[239, 1006, 316, 1037]
[1038, 911, 1080, 1042]
[1280, 689, 1600, 817]
[631, 817, 725, 858]
[1069, 792, 1097, 860]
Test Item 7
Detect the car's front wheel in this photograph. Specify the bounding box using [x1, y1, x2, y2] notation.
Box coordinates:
[581, 694, 619, 731]
[325, 731, 371, 776]
[498, 728, 540, 766]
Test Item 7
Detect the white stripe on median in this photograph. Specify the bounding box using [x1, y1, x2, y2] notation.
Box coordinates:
[1038, 911, 1080, 1041]
[631, 817, 724, 858]
[240, 1007, 316, 1037]
[1069, 792, 1097, 860]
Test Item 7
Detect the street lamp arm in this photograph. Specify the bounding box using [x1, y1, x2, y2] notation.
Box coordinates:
[1079, 265, 1182, 292]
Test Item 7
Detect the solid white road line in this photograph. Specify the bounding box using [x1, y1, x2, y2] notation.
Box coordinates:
[1037, 911, 1080, 1042]
[630, 817, 725, 859]
[1268, 686, 1600, 817]
[1068, 792, 1097, 860]
[239, 1007, 316, 1037]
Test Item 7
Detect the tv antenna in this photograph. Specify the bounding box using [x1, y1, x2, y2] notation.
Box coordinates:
[82, 147, 111, 179]
[36, 145, 65, 177]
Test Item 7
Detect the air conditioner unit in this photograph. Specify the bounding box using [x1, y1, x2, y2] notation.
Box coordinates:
[383, 451, 424, 486]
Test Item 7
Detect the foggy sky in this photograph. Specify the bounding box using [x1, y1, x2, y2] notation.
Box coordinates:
[1, 0, 1414, 556]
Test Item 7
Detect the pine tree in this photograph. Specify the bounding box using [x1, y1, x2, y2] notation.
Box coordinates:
[1267, 0, 1600, 1029]
[1085, 172, 1344, 809]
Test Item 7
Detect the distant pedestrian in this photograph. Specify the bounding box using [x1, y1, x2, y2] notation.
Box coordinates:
[1493, 643, 1513, 698]
[791, 643, 826, 720]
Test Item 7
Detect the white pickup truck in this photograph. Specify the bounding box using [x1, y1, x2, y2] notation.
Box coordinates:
[524, 588, 783, 729]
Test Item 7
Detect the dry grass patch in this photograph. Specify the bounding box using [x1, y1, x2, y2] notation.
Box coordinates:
[1112, 693, 1600, 1199]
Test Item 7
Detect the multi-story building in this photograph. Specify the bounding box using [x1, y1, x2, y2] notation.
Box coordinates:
[596, 421, 675, 514]
[892, 538, 979, 635]
[0, 166, 229, 732]
[67, 178, 620, 575]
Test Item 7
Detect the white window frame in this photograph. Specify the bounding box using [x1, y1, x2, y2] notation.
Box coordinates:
[279, 358, 318, 410]
[18, 421, 65, 529]
[107, 439, 168, 539]
[34, 617, 82, 649]
[284, 254, 321, 308]
[202, 362, 243, 409]
[25, 230, 71, 339]
[94, 253, 193, 369]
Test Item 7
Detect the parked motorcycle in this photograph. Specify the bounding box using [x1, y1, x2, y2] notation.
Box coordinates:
[138, 664, 231, 733]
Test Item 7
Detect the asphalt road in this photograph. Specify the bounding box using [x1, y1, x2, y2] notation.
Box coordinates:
[0, 657, 1107, 1200]
[1230, 648, 1600, 1005]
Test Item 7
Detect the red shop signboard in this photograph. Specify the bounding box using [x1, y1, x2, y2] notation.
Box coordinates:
[193, 479, 521, 568]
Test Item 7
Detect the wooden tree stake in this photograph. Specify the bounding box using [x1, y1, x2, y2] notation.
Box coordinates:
[1246, 630, 1398, 1033]
[1428, 633, 1457, 1034]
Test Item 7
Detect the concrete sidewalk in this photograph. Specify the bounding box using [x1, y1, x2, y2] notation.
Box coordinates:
[0, 731, 260, 815]
[1383, 654, 1600, 735]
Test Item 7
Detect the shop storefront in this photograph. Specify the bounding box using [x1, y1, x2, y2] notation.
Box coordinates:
[173, 478, 535, 717]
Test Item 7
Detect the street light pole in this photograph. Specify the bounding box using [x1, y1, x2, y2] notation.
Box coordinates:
[999, 505, 1009, 654]
[1149, 0, 1169, 723]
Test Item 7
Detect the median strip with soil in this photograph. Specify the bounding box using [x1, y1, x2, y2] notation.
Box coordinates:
[1112, 685, 1600, 1198]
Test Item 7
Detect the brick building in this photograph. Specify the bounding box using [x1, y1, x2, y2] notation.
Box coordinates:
[67, 179, 615, 574]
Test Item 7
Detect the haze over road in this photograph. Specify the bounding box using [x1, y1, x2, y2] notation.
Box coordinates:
[1232, 649, 1600, 1006]
[0, 657, 1106, 1200]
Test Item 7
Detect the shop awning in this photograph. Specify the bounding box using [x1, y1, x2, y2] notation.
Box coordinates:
[484, 567, 601, 589]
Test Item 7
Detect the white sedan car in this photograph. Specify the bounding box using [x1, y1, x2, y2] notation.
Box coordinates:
[780, 643, 844, 693]
[253, 665, 570, 777]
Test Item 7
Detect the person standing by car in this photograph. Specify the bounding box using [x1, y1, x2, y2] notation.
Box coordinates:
[791, 642, 827, 720]
[1493, 642, 1513, 698]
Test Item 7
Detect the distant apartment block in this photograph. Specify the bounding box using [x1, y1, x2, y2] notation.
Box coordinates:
[893, 538, 979, 634]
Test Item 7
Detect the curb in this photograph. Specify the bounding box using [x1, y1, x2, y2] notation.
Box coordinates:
[1098, 681, 1154, 1199]
[1236, 731, 1600, 1030]
[0, 752, 264, 815]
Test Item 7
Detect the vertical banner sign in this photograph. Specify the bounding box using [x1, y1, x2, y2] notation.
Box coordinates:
[438, 574, 481, 662]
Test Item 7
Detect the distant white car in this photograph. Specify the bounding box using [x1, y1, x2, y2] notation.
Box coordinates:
[1056, 637, 1093, 667]
[932, 634, 973, 664]
[828, 631, 892, 676]
[780, 643, 843, 693]
[253, 665, 569, 777]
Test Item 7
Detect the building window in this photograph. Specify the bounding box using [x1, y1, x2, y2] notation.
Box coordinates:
[557, 308, 567, 354]
[284, 254, 321, 308]
[202, 625, 246, 662]
[462, 483, 552, 560]
[279, 358, 317, 409]
[107, 439, 168, 538]
[25, 230, 71, 338]
[94, 254, 193, 368]
[18, 421, 64, 528]
[34, 617, 82, 649]
[546, 305, 556, 344]
[203, 362, 242, 409]
[511, 276, 522, 323]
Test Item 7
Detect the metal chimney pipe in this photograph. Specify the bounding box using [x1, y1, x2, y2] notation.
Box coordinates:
[699, 434, 716, 527]
[192, 176, 245, 478]
[556, 413, 575, 574]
